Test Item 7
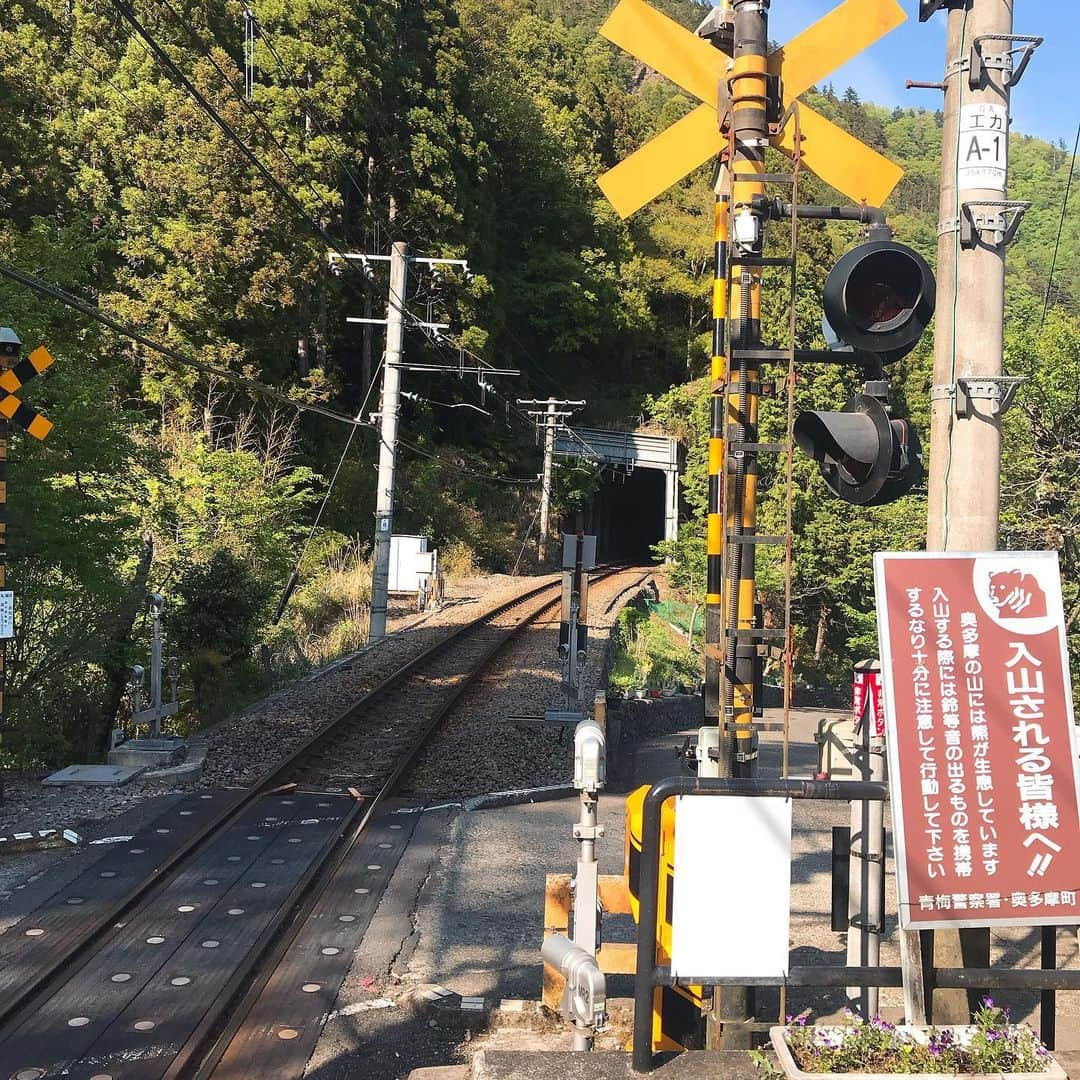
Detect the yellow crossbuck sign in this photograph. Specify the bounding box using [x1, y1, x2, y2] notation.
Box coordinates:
[598, 0, 908, 218]
[0, 345, 54, 440]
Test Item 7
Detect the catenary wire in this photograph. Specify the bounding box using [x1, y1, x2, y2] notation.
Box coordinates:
[0, 260, 363, 427]
[106, 0, 377, 304]
[147, 0, 347, 239]
[1040, 117, 1080, 330]
[246, 10, 370, 210]
[0, 262, 546, 488]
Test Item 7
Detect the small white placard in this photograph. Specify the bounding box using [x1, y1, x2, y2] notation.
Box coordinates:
[670, 795, 792, 979]
[957, 103, 1008, 191]
[0, 591, 13, 639]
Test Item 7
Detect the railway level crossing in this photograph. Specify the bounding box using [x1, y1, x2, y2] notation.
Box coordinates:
[590, 0, 939, 1056]
[596, 0, 932, 778]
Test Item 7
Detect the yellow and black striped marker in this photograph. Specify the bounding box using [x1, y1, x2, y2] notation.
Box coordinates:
[0, 345, 54, 441]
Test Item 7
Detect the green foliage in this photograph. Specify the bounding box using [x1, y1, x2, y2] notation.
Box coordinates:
[609, 604, 701, 692]
[0, 0, 1077, 760]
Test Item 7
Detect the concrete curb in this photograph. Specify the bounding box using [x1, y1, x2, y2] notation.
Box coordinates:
[402, 984, 559, 1034]
[421, 785, 577, 816]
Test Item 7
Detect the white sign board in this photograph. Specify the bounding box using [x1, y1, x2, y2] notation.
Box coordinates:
[562, 534, 597, 570]
[0, 591, 13, 639]
[670, 795, 791, 979]
[958, 103, 1008, 191]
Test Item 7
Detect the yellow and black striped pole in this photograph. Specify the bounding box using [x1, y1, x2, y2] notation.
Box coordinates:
[720, 0, 769, 781]
[704, 191, 729, 764]
[0, 330, 14, 803]
[0, 330, 53, 802]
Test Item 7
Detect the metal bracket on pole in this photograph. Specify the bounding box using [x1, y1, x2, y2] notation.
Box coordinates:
[958, 201, 1030, 250]
[968, 34, 1043, 90]
[955, 376, 1026, 419]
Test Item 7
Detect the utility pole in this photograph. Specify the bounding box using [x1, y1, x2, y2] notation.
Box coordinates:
[926, 1, 1037, 551]
[368, 241, 409, 644]
[518, 398, 585, 565]
[922, 0, 1040, 1023]
[331, 248, 517, 644]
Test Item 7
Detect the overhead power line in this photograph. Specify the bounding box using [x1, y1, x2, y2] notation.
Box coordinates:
[245, 11, 370, 210]
[106, 0, 369, 297]
[0, 261, 545, 487]
[1041, 117, 1080, 330]
[0, 261, 361, 426]
[150, 0, 346, 234]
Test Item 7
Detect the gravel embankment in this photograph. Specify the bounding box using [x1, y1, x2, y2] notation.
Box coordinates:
[400, 567, 656, 799]
[0, 573, 554, 836]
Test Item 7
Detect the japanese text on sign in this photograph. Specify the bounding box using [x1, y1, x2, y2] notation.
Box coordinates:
[875, 552, 1080, 929]
[958, 103, 1008, 191]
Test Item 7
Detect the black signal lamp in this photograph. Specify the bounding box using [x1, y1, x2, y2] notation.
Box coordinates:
[794, 383, 922, 506]
[919, 0, 951, 22]
[0, 327, 21, 359]
[823, 240, 935, 364]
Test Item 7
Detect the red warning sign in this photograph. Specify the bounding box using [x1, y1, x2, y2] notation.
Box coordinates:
[874, 552, 1080, 929]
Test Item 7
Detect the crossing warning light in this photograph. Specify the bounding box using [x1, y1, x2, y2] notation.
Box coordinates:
[822, 240, 936, 366]
[794, 240, 934, 506]
[795, 383, 923, 507]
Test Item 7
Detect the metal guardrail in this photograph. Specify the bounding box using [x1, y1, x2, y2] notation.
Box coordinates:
[631, 775, 1080, 1073]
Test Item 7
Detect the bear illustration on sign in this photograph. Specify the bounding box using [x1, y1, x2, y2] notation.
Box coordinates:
[987, 570, 1047, 619]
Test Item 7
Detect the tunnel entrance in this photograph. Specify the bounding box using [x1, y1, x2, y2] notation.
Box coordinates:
[553, 426, 681, 566]
[583, 469, 667, 564]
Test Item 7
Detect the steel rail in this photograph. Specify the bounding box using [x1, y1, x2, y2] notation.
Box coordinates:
[0, 567, 651, 1073]
[186, 565, 653, 1078]
[0, 575, 563, 1033]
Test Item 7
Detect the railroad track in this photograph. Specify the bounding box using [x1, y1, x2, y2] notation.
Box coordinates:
[0, 566, 652, 1080]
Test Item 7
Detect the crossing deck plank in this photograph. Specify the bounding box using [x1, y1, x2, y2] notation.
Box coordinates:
[0, 792, 352, 1079]
[0, 788, 241, 1023]
[207, 802, 421, 1079]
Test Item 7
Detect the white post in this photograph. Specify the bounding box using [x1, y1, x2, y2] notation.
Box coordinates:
[539, 400, 556, 564]
[664, 467, 679, 544]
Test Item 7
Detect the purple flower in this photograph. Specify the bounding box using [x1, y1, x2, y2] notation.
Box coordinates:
[981, 996, 995, 1008]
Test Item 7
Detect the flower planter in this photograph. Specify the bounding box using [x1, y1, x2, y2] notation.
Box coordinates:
[769, 1025, 1067, 1080]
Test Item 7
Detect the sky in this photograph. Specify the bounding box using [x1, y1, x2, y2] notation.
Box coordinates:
[746, 0, 1079, 148]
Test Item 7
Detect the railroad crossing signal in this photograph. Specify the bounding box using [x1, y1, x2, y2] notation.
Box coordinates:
[794, 238, 936, 505]
[597, 0, 908, 218]
[0, 330, 54, 440]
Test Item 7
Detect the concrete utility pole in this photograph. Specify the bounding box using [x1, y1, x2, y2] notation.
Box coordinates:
[923, 0, 1040, 1022]
[369, 241, 409, 644]
[332, 247, 510, 645]
[926, 1, 1036, 548]
[519, 398, 585, 564]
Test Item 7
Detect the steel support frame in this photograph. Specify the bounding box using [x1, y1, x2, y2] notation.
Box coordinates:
[628, 775, 1073, 1073]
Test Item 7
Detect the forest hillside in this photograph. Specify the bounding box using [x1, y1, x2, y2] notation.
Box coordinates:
[0, 0, 1076, 764]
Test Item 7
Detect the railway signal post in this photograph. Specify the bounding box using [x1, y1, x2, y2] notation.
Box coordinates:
[595, 0, 922, 1051]
[0, 327, 55, 802]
